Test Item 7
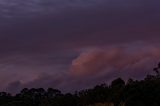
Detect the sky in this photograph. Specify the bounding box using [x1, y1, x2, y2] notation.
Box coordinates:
[0, 0, 160, 94]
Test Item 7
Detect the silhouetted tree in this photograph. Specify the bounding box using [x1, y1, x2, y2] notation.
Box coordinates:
[1, 63, 160, 106]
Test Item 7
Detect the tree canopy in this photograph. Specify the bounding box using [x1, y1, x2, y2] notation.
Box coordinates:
[0, 63, 160, 106]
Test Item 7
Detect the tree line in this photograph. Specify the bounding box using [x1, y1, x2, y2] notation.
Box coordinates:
[0, 63, 160, 106]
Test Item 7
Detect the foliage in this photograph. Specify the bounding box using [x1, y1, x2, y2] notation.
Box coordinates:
[0, 63, 160, 106]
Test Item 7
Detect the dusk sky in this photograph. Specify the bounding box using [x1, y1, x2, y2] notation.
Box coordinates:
[0, 0, 160, 93]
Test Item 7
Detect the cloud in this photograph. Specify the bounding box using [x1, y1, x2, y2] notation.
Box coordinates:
[5, 44, 160, 94]
[1, 0, 160, 53]
[0, 0, 104, 20]
[6, 81, 22, 94]
[1, 0, 160, 94]
[70, 45, 160, 79]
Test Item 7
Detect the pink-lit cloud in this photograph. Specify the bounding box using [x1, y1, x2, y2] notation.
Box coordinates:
[5, 44, 160, 94]
[70, 45, 160, 79]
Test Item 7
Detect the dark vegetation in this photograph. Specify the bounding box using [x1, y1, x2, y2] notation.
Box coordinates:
[1, 63, 160, 106]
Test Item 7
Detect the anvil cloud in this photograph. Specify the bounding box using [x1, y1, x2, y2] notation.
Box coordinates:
[0, 0, 160, 93]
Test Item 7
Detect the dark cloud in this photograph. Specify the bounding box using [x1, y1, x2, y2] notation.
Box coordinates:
[0, 0, 160, 93]
[1, 0, 160, 47]
[6, 81, 22, 94]
[5, 44, 160, 93]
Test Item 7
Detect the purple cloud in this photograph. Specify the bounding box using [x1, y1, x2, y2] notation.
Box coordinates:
[0, 0, 160, 94]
